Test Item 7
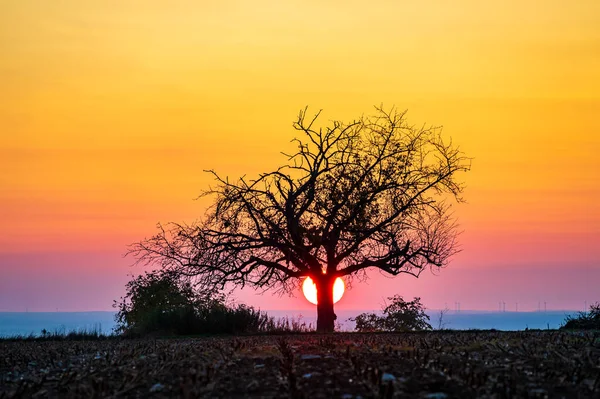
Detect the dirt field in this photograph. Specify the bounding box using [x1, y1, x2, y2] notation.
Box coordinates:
[1, 331, 599, 398]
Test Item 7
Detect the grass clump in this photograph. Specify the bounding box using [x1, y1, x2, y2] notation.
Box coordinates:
[0, 324, 114, 342]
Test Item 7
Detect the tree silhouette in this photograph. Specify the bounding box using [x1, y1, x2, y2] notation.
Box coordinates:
[129, 106, 470, 332]
[352, 295, 432, 332]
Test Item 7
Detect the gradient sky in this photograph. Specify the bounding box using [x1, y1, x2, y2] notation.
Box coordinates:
[1, 1, 599, 312]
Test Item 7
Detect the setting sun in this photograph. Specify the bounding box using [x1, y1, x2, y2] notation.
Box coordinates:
[302, 277, 345, 305]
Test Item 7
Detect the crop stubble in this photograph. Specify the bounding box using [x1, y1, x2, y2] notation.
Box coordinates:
[1, 331, 599, 398]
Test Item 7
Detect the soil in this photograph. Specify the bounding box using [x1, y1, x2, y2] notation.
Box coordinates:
[1, 331, 599, 398]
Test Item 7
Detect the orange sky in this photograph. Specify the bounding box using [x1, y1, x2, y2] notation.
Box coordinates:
[1, 1, 599, 312]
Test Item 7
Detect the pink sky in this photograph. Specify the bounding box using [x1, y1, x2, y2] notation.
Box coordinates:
[1, 1, 599, 313]
[1, 245, 598, 313]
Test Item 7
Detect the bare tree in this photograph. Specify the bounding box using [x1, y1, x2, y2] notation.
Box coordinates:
[128, 106, 470, 332]
[437, 306, 451, 330]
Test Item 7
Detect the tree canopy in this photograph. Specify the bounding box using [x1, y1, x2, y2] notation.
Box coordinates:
[129, 106, 470, 331]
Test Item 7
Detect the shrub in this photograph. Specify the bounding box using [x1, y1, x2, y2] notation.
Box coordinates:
[352, 312, 384, 332]
[113, 270, 306, 336]
[113, 270, 210, 336]
[352, 295, 432, 332]
[562, 302, 600, 330]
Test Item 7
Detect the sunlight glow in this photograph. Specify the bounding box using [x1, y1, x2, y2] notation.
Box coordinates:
[302, 277, 345, 305]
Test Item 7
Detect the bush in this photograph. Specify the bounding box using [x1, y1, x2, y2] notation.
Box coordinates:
[352, 295, 432, 332]
[113, 271, 307, 336]
[562, 302, 600, 330]
[197, 303, 274, 335]
[114, 271, 208, 336]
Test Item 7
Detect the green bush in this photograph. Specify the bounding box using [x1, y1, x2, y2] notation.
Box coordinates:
[352, 295, 432, 332]
[562, 302, 600, 330]
[113, 271, 308, 336]
[114, 271, 206, 336]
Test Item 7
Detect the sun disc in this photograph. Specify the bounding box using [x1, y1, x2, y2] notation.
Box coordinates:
[302, 277, 345, 305]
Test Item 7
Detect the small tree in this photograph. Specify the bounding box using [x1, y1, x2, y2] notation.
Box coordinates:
[129, 106, 470, 332]
[113, 271, 220, 335]
[436, 306, 451, 330]
[562, 302, 600, 330]
[353, 295, 432, 332]
[114, 271, 285, 335]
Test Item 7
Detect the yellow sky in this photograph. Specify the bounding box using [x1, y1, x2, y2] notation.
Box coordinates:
[1, 0, 599, 260]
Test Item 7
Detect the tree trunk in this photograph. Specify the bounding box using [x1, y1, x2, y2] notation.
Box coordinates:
[315, 276, 336, 332]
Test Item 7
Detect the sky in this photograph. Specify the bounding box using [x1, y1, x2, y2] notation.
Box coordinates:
[1, 1, 599, 313]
